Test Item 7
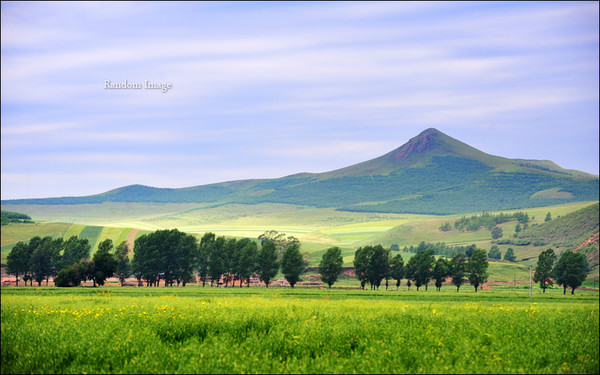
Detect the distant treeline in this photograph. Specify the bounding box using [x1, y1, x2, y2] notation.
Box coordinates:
[453, 211, 530, 232]
[1, 211, 33, 225]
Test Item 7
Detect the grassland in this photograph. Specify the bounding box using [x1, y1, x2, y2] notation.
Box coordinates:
[2, 201, 597, 285]
[1, 287, 598, 374]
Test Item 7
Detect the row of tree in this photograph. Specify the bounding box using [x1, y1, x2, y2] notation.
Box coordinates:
[353, 245, 490, 292]
[132, 229, 314, 288]
[6, 235, 131, 287]
[534, 248, 588, 294]
[5, 232, 588, 294]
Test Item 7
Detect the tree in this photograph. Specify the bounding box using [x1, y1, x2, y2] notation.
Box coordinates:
[353, 246, 371, 289]
[465, 244, 476, 259]
[222, 238, 237, 287]
[432, 258, 450, 291]
[533, 248, 556, 293]
[236, 239, 258, 287]
[515, 223, 522, 233]
[258, 230, 299, 260]
[60, 236, 91, 270]
[114, 241, 132, 286]
[367, 245, 390, 290]
[553, 250, 588, 295]
[468, 249, 488, 292]
[91, 239, 117, 287]
[504, 247, 516, 262]
[208, 236, 226, 286]
[319, 246, 344, 289]
[257, 241, 279, 287]
[30, 237, 54, 287]
[55, 260, 88, 287]
[133, 233, 160, 286]
[439, 222, 452, 231]
[281, 243, 305, 288]
[405, 249, 435, 291]
[6, 242, 29, 286]
[450, 252, 467, 292]
[491, 226, 503, 239]
[488, 245, 502, 260]
[545, 212, 552, 222]
[197, 233, 214, 287]
[389, 254, 404, 289]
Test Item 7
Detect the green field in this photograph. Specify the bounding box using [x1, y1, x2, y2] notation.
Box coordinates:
[1, 287, 598, 374]
[2, 201, 597, 286]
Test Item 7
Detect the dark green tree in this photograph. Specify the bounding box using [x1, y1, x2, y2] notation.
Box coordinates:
[465, 244, 476, 259]
[491, 226, 503, 239]
[368, 245, 390, 290]
[281, 243, 305, 288]
[257, 241, 279, 287]
[545, 212, 552, 222]
[60, 236, 91, 270]
[91, 239, 117, 287]
[405, 249, 435, 291]
[353, 246, 372, 289]
[432, 258, 450, 291]
[222, 238, 237, 287]
[237, 239, 258, 287]
[47, 238, 64, 285]
[6, 242, 29, 286]
[132, 233, 161, 286]
[389, 253, 404, 289]
[114, 241, 131, 286]
[197, 232, 215, 287]
[450, 252, 467, 292]
[504, 247, 516, 262]
[468, 249, 489, 292]
[30, 237, 54, 287]
[515, 223, 522, 233]
[439, 222, 452, 231]
[553, 250, 588, 295]
[208, 236, 226, 287]
[488, 245, 502, 260]
[533, 248, 556, 293]
[319, 246, 344, 289]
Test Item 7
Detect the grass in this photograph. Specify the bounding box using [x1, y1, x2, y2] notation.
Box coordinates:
[1, 201, 597, 282]
[1, 286, 598, 374]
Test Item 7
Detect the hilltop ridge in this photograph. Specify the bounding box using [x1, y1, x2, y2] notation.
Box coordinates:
[2, 129, 598, 215]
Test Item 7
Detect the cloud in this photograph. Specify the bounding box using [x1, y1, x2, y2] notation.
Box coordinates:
[1, 2, 598, 199]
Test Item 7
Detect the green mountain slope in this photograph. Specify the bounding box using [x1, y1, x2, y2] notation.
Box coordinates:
[2, 129, 598, 214]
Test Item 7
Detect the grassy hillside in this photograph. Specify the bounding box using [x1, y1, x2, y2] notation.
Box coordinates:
[1, 222, 148, 261]
[516, 203, 599, 249]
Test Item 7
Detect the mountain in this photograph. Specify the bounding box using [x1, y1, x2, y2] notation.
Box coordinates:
[2, 128, 598, 214]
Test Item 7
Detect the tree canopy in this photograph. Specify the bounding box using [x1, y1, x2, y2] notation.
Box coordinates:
[319, 246, 344, 289]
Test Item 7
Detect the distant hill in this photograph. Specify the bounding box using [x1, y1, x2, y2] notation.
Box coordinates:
[2, 128, 598, 215]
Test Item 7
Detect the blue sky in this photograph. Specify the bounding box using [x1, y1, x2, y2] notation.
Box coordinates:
[1, 1, 598, 200]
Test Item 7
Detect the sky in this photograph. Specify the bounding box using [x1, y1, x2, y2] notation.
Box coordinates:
[1, 1, 598, 200]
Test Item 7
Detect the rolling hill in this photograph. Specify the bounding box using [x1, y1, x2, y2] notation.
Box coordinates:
[2, 128, 598, 215]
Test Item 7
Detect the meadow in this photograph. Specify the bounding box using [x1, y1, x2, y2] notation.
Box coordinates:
[1, 287, 598, 374]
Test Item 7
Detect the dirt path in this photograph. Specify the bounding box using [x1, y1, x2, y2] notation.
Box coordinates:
[126, 229, 140, 255]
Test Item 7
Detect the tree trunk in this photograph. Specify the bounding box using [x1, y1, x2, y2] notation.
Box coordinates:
[542, 287, 546, 293]
[571, 287, 575, 295]
[563, 286, 567, 295]
[456, 285, 459, 292]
